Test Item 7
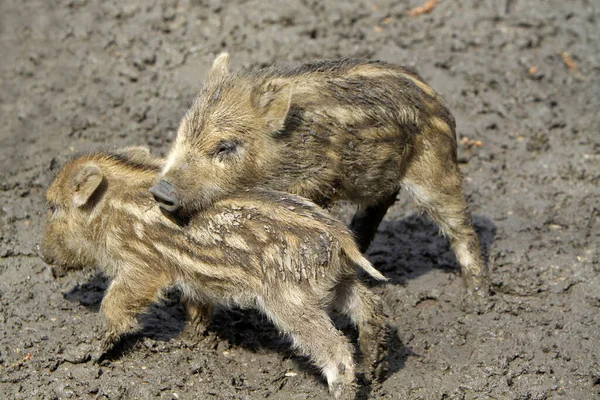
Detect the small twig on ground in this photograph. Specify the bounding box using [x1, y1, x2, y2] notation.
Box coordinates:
[560, 52, 582, 78]
[406, 0, 439, 17]
[560, 52, 577, 72]
[460, 136, 483, 150]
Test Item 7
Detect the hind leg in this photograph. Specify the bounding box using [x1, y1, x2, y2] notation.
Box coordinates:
[182, 301, 213, 338]
[403, 144, 488, 293]
[258, 290, 356, 399]
[350, 190, 399, 252]
[333, 279, 387, 378]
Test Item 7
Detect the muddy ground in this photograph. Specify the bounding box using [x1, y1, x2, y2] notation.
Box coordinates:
[1, 0, 599, 399]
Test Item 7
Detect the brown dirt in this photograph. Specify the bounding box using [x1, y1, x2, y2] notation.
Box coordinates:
[1, 0, 599, 399]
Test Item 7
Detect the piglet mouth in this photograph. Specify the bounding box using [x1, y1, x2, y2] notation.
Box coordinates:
[35, 244, 65, 278]
[50, 265, 67, 279]
[154, 197, 177, 211]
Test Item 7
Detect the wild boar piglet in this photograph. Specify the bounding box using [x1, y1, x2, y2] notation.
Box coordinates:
[40, 148, 387, 399]
[152, 54, 488, 293]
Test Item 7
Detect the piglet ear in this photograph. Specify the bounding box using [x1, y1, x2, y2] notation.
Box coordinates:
[121, 146, 151, 158]
[119, 146, 152, 163]
[252, 80, 292, 133]
[117, 146, 164, 169]
[72, 164, 103, 208]
[209, 52, 230, 80]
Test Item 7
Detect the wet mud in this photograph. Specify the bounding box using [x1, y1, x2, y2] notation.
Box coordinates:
[1, 0, 598, 398]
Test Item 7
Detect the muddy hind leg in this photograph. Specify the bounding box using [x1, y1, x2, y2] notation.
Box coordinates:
[404, 153, 488, 293]
[182, 301, 213, 338]
[334, 280, 387, 379]
[258, 292, 356, 399]
[350, 190, 399, 253]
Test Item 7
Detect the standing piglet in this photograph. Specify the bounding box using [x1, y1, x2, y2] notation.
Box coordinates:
[151, 54, 488, 293]
[40, 148, 387, 399]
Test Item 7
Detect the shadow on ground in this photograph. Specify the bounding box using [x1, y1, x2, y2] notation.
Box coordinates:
[367, 214, 496, 284]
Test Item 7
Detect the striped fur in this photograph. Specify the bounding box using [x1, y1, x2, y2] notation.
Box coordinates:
[158, 54, 488, 293]
[40, 149, 387, 398]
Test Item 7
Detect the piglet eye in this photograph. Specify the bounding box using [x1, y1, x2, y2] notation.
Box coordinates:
[47, 203, 58, 217]
[214, 141, 238, 160]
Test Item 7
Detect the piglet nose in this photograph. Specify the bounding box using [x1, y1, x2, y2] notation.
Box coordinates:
[35, 244, 43, 259]
[149, 180, 181, 213]
[36, 243, 52, 265]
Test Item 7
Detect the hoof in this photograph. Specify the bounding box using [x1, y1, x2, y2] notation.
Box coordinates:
[462, 271, 491, 297]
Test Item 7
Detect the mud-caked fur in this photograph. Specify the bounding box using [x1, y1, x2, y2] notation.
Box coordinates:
[158, 54, 488, 293]
[40, 148, 387, 399]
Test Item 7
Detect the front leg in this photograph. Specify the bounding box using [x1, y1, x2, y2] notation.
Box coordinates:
[95, 276, 166, 359]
